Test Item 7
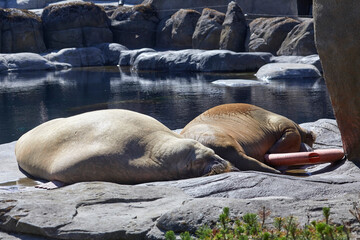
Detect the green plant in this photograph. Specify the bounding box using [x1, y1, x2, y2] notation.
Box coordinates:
[323, 207, 331, 224]
[165, 230, 176, 240]
[165, 207, 351, 240]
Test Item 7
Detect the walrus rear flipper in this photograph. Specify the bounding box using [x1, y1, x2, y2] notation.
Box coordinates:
[268, 129, 302, 153]
[237, 153, 281, 174]
[35, 180, 65, 190]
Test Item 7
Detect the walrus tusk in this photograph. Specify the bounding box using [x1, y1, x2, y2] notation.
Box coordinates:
[264, 149, 345, 167]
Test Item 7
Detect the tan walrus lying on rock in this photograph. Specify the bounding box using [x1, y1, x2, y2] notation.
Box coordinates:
[15, 109, 237, 189]
[181, 103, 316, 174]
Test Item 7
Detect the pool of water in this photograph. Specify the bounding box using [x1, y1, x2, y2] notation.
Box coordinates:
[0, 66, 334, 144]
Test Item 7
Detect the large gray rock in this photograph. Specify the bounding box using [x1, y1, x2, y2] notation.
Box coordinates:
[277, 18, 317, 56]
[192, 8, 225, 50]
[256, 63, 321, 80]
[45, 47, 105, 67]
[118, 48, 156, 66]
[94, 43, 128, 65]
[41, 2, 113, 50]
[0, 182, 189, 239]
[314, 0, 360, 163]
[131, 50, 273, 72]
[249, 17, 300, 55]
[271, 54, 323, 73]
[0, 53, 69, 73]
[0, 8, 46, 53]
[156, 9, 201, 50]
[110, 4, 159, 49]
[219, 1, 247, 52]
[300, 119, 342, 149]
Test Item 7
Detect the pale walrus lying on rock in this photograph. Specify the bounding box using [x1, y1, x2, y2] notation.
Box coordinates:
[181, 103, 316, 173]
[15, 109, 236, 189]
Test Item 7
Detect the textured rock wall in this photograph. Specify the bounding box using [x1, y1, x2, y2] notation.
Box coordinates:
[41, 2, 113, 49]
[0, 8, 46, 53]
[314, 0, 360, 162]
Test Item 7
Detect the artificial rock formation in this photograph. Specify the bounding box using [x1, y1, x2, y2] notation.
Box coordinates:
[41, 2, 113, 50]
[0, 8, 46, 53]
[314, 0, 360, 162]
[249, 17, 300, 55]
[277, 18, 317, 56]
[111, 4, 159, 49]
[142, 0, 229, 20]
[192, 8, 225, 50]
[156, 9, 201, 50]
[219, 1, 247, 52]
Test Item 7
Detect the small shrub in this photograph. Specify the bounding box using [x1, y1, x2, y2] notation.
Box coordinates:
[165, 206, 351, 240]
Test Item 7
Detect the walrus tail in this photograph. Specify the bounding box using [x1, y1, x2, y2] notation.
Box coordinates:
[304, 129, 317, 147]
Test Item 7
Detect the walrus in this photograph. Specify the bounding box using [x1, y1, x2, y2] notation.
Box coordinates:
[180, 103, 316, 173]
[15, 109, 236, 189]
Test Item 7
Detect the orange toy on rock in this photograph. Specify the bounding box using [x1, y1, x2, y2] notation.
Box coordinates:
[264, 149, 345, 167]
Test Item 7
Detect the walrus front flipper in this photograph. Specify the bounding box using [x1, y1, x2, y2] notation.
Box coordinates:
[35, 180, 65, 190]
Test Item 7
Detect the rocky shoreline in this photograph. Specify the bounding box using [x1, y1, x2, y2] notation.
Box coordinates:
[0, 0, 319, 76]
[2, 119, 360, 239]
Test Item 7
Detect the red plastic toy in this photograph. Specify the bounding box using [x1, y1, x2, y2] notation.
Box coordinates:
[264, 149, 345, 167]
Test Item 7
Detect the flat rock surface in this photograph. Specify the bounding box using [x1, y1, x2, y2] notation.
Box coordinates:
[212, 79, 269, 87]
[256, 63, 322, 80]
[2, 119, 360, 239]
[131, 49, 273, 72]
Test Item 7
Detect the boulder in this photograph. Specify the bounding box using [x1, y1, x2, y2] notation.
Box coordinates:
[249, 17, 300, 55]
[277, 18, 317, 56]
[41, 2, 113, 50]
[45, 47, 105, 67]
[219, 1, 247, 52]
[142, 0, 230, 20]
[256, 63, 321, 80]
[156, 9, 201, 50]
[0, 53, 69, 72]
[271, 54, 323, 72]
[155, 17, 173, 49]
[94, 43, 128, 65]
[0, 8, 46, 53]
[132, 50, 272, 72]
[192, 8, 225, 50]
[314, 0, 360, 162]
[110, 4, 159, 49]
[118, 48, 156, 66]
[300, 119, 343, 150]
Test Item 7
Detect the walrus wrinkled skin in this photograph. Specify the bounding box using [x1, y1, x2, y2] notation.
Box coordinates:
[15, 109, 235, 185]
[180, 103, 316, 173]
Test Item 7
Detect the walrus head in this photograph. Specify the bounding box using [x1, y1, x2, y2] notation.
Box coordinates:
[187, 141, 239, 177]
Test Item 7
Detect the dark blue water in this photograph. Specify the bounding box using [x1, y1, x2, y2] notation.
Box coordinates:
[0, 66, 334, 144]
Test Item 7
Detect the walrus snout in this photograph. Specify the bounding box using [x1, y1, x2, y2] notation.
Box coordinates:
[204, 155, 239, 176]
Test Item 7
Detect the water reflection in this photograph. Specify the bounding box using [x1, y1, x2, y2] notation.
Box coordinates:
[0, 67, 334, 144]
